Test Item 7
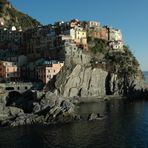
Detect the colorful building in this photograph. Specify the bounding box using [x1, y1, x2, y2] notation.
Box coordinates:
[109, 28, 122, 41]
[108, 27, 123, 50]
[37, 61, 64, 84]
[87, 21, 100, 28]
[0, 61, 19, 81]
[99, 26, 109, 41]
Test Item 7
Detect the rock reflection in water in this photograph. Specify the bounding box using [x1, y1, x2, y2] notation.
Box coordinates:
[0, 100, 148, 148]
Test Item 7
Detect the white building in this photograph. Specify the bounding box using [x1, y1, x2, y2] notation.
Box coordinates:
[108, 28, 123, 50]
[109, 28, 122, 41]
[88, 21, 100, 28]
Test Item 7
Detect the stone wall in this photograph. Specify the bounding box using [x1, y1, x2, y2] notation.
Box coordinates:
[0, 82, 33, 93]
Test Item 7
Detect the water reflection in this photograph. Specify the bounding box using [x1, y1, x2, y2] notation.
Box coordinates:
[0, 100, 148, 147]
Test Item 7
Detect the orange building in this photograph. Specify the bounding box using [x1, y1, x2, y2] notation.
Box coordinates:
[0, 61, 19, 81]
[37, 61, 64, 84]
[99, 27, 109, 41]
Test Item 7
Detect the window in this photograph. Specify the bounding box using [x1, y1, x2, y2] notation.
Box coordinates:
[48, 75, 51, 79]
[6, 87, 14, 90]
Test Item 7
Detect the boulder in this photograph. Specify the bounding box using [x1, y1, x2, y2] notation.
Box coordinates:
[88, 113, 100, 121]
[0, 93, 8, 105]
[6, 107, 24, 117]
[34, 91, 45, 100]
[88, 113, 106, 121]
[60, 100, 74, 112]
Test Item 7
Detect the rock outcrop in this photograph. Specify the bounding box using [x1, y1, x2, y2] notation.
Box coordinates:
[52, 46, 147, 98]
[55, 65, 108, 97]
[88, 113, 106, 121]
[0, 91, 79, 127]
[54, 64, 146, 98]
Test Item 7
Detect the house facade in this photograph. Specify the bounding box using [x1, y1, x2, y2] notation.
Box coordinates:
[0, 61, 19, 81]
[37, 61, 64, 84]
[108, 28, 123, 50]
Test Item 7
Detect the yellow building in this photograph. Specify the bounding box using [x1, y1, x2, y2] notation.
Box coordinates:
[70, 26, 87, 45]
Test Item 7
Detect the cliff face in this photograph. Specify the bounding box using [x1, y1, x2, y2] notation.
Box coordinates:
[54, 65, 145, 98]
[0, 0, 40, 30]
[53, 44, 146, 98]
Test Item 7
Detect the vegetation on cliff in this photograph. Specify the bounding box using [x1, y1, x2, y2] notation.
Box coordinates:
[87, 37, 142, 78]
[0, 0, 41, 30]
[52, 36, 146, 97]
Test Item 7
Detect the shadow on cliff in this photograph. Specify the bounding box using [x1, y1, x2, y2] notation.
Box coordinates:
[126, 89, 148, 100]
[6, 91, 35, 113]
[105, 73, 113, 95]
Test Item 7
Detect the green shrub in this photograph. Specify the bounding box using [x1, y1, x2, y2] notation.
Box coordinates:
[89, 38, 108, 54]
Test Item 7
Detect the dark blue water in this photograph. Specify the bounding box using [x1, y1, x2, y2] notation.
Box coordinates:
[144, 71, 148, 84]
[0, 72, 148, 148]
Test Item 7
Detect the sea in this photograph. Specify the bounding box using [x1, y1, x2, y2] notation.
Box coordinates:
[144, 71, 148, 84]
[0, 72, 148, 148]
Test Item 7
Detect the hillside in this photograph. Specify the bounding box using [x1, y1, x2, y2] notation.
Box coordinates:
[0, 0, 41, 30]
[51, 39, 147, 98]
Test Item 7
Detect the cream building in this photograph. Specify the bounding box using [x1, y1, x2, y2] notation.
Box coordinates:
[88, 21, 100, 28]
[69, 26, 87, 45]
[108, 28, 123, 50]
[109, 28, 122, 41]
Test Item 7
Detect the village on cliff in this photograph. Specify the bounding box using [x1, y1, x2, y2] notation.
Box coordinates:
[0, 18, 124, 88]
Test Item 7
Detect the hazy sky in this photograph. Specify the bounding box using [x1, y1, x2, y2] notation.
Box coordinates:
[10, 0, 148, 71]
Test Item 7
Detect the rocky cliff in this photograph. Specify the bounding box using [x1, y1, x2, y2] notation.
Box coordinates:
[52, 42, 147, 98]
[0, 0, 40, 30]
[0, 91, 79, 127]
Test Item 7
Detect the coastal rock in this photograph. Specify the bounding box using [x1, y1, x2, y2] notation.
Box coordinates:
[0, 93, 8, 105]
[9, 114, 45, 127]
[0, 106, 24, 126]
[6, 107, 24, 117]
[88, 113, 100, 121]
[53, 60, 146, 98]
[88, 113, 105, 121]
[33, 90, 45, 100]
[0, 106, 24, 118]
[55, 65, 109, 97]
[0, 89, 78, 127]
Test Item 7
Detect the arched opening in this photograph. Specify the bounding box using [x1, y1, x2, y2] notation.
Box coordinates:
[6, 91, 21, 106]
[5, 87, 14, 91]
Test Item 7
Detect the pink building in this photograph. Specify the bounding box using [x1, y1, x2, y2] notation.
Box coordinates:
[0, 61, 19, 81]
[37, 62, 64, 84]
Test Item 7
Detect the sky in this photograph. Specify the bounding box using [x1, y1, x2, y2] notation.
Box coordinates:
[9, 0, 148, 71]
